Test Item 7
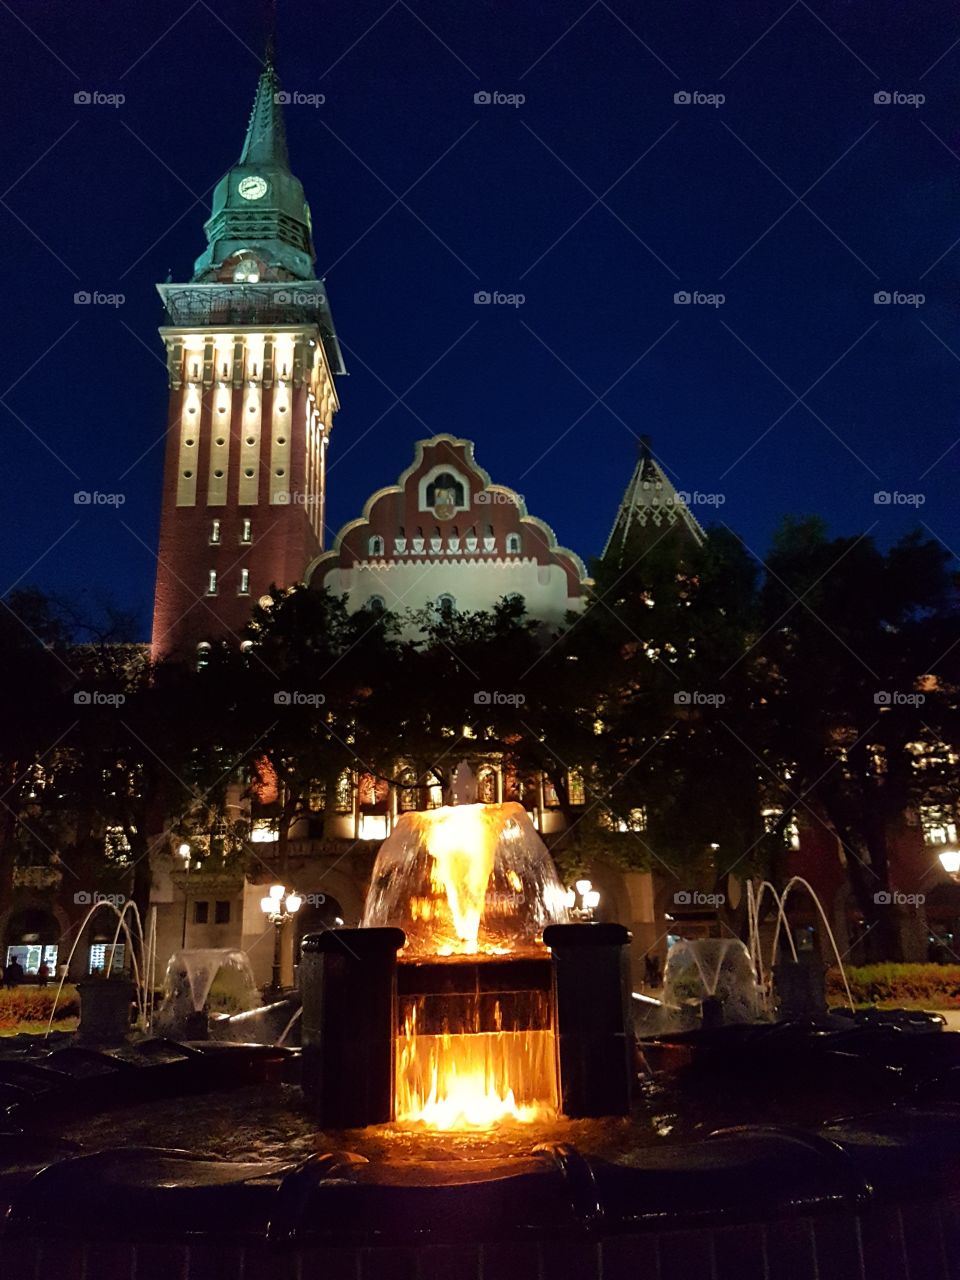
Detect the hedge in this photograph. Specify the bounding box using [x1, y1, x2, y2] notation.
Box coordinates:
[827, 964, 960, 1010]
[0, 984, 79, 1030]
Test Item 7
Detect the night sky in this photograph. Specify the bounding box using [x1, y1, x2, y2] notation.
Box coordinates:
[2, 0, 959, 637]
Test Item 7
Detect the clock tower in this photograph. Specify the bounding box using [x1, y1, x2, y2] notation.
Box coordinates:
[151, 46, 344, 658]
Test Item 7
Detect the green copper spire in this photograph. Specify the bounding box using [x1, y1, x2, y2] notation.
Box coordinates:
[192, 45, 316, 283]
[238, 43, 290, 170]
[162, 37, 345, 376]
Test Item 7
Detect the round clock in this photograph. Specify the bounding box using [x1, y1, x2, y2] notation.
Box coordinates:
[238, 175, 268, 201]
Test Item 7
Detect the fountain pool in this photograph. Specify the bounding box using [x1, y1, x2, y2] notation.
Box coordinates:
[2, 803, 960, 1278]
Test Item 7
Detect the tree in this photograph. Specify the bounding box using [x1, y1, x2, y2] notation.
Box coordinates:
[752, 518, 960, 958]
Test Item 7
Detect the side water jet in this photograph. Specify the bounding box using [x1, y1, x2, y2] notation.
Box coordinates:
[747, 877, 855, 1013]
[44, 899, 150, 1039]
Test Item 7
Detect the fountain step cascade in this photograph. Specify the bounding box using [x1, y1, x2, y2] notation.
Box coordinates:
[302, 799, 634, 1128]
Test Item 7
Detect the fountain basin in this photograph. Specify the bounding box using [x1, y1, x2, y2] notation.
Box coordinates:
[1, 1028, 960, 1277]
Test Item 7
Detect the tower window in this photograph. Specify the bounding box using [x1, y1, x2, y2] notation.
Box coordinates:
[437, 594, 456, 618]
[368, 535, 385, 557]
[196, 642, 212, 671]
[241, 519, 252, 544]
[368, 595, 386, 613]
[210, 520, 221, 545]
[239, 569, 250, 595]
[207, 570, 218, 595]
[506, 533, 521, 555]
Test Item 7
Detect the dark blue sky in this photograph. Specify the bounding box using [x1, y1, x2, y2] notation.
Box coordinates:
[2, 0, 959, 637]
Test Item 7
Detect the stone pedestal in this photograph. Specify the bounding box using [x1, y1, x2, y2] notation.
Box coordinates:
[544, 922, 633, 1118]
[774, 956, 827, 1020]
[76, 978, 135, 1044]
[299, 928, 405, 1128]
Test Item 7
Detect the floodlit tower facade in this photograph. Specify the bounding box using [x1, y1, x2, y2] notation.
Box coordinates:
[151, 49, 344, 657]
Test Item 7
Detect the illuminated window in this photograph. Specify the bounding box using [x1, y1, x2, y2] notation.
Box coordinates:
[762, 807, 801, 850]
[210, 519, 221, 544]
[369, 535, 385, 556]
[477, 768, 498, 804]
[568, 771, 585, 806]
[922, 805, 958, 846]
[250, 821, 277, 844]
[544, 779, 560, 808]
[196, 641, 212, 671]
[241, 519, 252, 544]
[335, 772, 353, 813]
[88, 943, 124, 975]
[207, 570, 217, 595]
[398, 768, 419, 812]
[7, 944, 57, 976]
[360, 814, 389, 840]
[239, 569, 250, 595]
[105, 826, 131, 863]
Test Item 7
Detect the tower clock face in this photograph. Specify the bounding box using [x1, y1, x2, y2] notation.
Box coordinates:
[238, 175, 268, 201]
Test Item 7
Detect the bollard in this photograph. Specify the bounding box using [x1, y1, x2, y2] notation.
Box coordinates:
[299, 928, 405, 1128]
[76, 978, 136, 1044]
[543, 922, 633, 1118]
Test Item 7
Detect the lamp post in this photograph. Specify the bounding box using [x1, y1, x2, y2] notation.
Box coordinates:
[260, 884, 302, 1000]
[564, 878, 601, 921]
[939, 848, 960, 878]
[177, 842, 192, 949]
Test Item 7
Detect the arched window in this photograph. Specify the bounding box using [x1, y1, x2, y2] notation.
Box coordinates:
[477, 767, 498, 804]
[368, 534, 385, 557]
[436, 593, 456, 618]
[196, 641, 212, 671]
[398, 767, 419, 812]
[506, 533, 521, 555]
[367, 595, 386, 613]
[425, 471, 465, 510]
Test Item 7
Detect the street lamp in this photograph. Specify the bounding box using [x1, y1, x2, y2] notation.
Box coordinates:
[177, 842, 192, 949]
[260, 884, 302, 1001]
[939, 848, 960, 877]
[566, 879, 601, 920]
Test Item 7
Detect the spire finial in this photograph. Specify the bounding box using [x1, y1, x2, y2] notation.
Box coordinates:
[239, 13, 289, 170]
[264, 0, 277, 67]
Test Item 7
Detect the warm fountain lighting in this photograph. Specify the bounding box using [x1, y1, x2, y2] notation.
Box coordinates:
[360, 799, 570, 1129]
[422, 805, 498, 953]
[395, 1005, 557, 1129]
[363, 801, 569, 957]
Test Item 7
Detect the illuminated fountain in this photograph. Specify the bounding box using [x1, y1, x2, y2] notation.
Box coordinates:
[362, 800, 568, 1127]
[301, 793, 634, 1129]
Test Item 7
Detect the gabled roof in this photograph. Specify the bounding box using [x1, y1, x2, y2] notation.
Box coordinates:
[305, 434, 590, 589]
[603, 437, 705, 565]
